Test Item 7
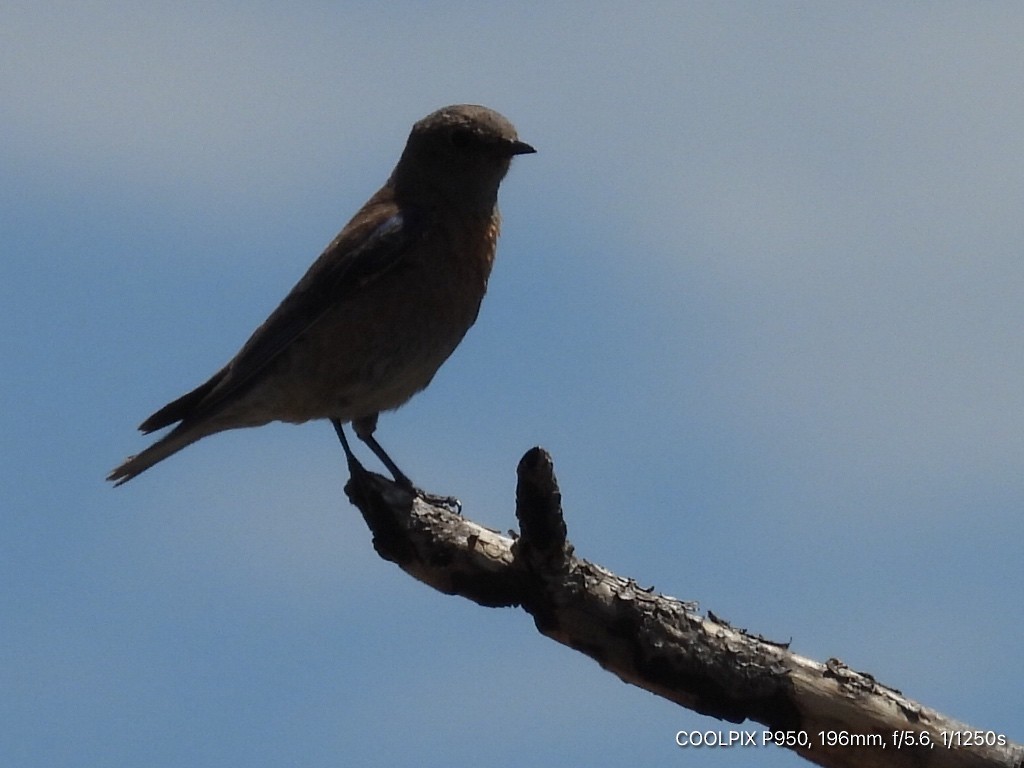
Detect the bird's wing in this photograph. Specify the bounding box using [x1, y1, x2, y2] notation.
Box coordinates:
[140, 200, 423, 432]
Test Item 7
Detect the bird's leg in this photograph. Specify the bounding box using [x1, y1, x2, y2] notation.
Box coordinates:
[361, 432, 417, 491]
[350, 415, 461, 513]
[331, 419, 368, 482]
[351, 414, 414, 490]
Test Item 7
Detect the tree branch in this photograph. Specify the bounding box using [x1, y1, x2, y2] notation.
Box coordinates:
[342, 447, 1022, 768]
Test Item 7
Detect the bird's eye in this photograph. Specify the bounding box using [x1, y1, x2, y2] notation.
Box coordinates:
[449, 128, 474, 148]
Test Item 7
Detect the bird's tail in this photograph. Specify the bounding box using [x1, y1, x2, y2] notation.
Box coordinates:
[108, 369, 229, 486]
[107, 421, 212, 486]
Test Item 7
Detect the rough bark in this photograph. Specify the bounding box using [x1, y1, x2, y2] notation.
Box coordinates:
[341, 446, 1022, 768]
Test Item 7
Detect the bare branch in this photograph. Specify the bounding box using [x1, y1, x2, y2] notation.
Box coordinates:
[342, 448, 1023, 768]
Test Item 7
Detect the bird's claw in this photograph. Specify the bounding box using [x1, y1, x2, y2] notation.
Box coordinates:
[413, 489, 462, 514]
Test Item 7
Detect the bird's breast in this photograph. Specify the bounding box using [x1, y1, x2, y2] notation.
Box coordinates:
[268, 209, 502, 422]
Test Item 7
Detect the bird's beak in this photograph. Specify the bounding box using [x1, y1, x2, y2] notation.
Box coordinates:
[508, 139, 536, 156]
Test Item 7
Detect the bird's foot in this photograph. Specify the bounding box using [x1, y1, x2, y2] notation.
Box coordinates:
[411, 488, 462, 514]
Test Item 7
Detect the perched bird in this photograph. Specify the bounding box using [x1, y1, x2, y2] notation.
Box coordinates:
[108, 104, 534, 488]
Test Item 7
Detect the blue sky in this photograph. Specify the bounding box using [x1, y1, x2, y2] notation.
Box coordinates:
[3, 3, 1022, 766]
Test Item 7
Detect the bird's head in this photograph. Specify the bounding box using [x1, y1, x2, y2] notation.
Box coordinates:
[391, 104, 535, 213]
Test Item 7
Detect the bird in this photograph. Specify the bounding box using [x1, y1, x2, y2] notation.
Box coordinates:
[108, 104, 534, 489]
